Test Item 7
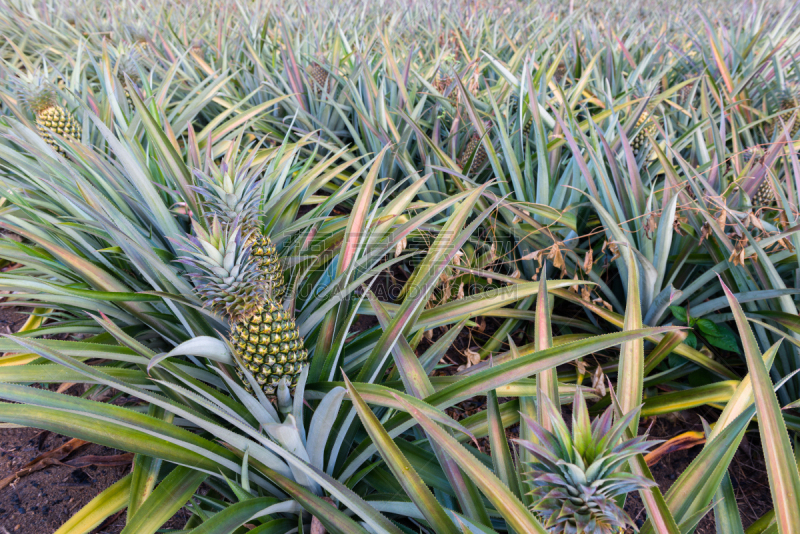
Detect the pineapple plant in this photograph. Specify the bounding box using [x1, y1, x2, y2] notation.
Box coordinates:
[193, 166, 286, 301]
[516, 391, 657, 534]
[182, 218, 307, 396]
[15, 70, 81, 156]
[764, 84, 799, 139]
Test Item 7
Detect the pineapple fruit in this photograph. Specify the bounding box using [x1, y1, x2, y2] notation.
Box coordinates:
[458, 131, 488, 173]
[308, 62, 331, 96]
[433, 73, 459, 107]
[752, 180, 775, 207]
[515, 391, 657, 534]
[764, 85, 799, 139]
[631, 108, 656, 157]
[16, 71, 81, 156]
[183, 219, 306, 396]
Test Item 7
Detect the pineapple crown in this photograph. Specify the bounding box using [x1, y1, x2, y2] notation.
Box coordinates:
[125, 24, 149, 46]
[515, 390, 658, 534]
[179, 217, 266, 320]
[113, 43, 142, 83]
[15, 69, 59, 115]
[192, 164, 263, 236]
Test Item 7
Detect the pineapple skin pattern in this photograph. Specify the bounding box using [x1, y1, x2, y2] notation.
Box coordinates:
[36, 105, 81, 155]
[231, 300, 308, 395]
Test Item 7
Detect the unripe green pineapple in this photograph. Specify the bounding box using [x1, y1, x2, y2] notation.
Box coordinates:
[765, 85, 799, 139]
[16, 70, 81, 156]
[631, 108, 656, 157]
[677, 72, 698, 104]
[127, 24, 149, 51]
[752, 179, 776, 207]
[433, 73, 459, 107]
[230, 299, 308, 394]
[250, 232, 286, 301]
[182, 219, 306, 397]
[553, 62, 568, 83]
[190, 38, 205, 56]
[515, 391, 657, 534]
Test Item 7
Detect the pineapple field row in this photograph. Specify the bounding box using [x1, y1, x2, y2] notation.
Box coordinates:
[0, 0, 798, 532]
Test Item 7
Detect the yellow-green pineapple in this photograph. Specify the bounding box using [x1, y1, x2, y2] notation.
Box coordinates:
[765, 85, 799, 139]
[194, 165, 286, 301]
[631, 108, 656, 157]
[183, 219, 307, 396]
[16, 70, 81, 156]
[127, 24, 149, 51]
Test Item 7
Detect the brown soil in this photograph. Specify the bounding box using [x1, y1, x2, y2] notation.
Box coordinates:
[0, 427, 133, 533]
[0, 428, 192, 534]
[624, 410, 773, 533]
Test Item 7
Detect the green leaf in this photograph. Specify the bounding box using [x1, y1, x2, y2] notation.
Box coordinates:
[54, 474, 131, 534]
[618, 244, 645, 431]
[696, 319, 721, 337]
[121, 466, 207, 534]
[393, 394, 548, 534]
[670, 306, 688, 323]
[344, 376, 460, 534]
[721, 279, 800, 534]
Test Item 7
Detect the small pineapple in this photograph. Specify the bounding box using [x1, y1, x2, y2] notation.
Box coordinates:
[182, 219, 307, 396]
[631, 108, 656, 157]
[458, 131, 488, 173]
[308, 62, 331, 96]
[752, 180, 776, 207]
[765, 85, 799, 139]
[515, 391, 657, 534]
[16, 70, 81, 156]
[194, 167, 286, 300]
[677, 73, 698, 105]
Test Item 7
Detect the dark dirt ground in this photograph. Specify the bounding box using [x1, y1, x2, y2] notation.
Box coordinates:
[624, 410, 772, 533]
